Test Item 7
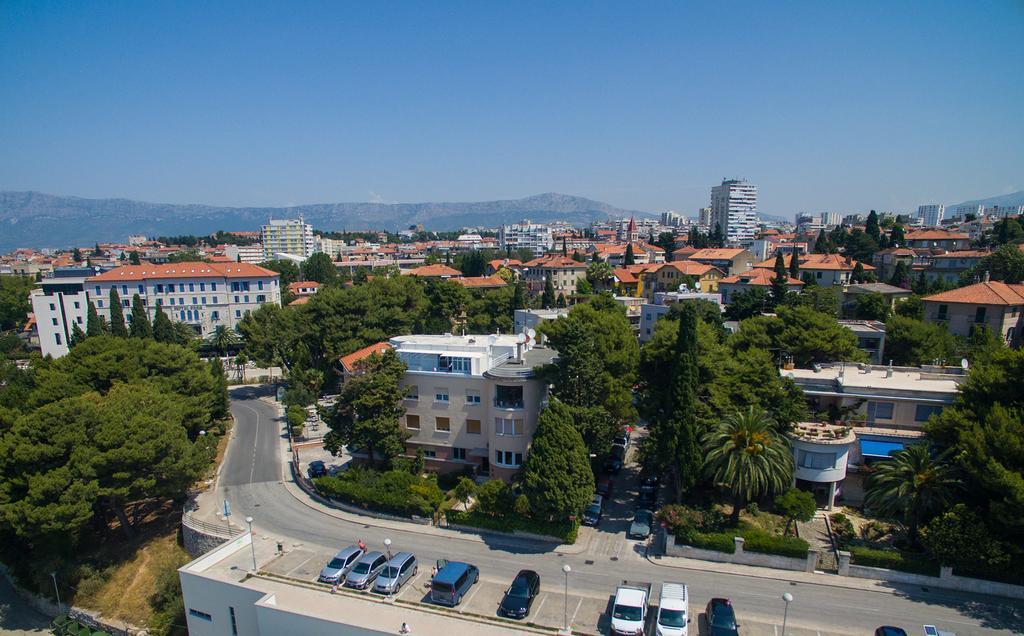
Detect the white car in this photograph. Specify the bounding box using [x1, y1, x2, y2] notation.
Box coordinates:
[656, 582, 689, 636]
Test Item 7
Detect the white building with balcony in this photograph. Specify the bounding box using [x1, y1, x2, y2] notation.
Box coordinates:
[390, 333, 555, 481]
[30, 267, 97, 357]
[261, 217, 316, 260]
[498, 220, 554, 257]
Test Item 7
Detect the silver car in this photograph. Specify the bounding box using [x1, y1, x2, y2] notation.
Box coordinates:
[344, 551, 388, 589]
[373, 552, 418, 594]
[318, 545, 364, 584]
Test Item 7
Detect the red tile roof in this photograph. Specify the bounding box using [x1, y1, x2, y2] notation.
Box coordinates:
[905, 229, 969, 240]
[720, 269, 805, 287]
[339, 341, 393, 372]
[753, 253, 874, 271]
[487, 259, 523, 270]
[87, 262, 278, 282]
[454, 275, 508, 288]
[655, 261, 722, 277]
[922, 281, 1024, 306]
[288, 296, 311, 306]
[523, 255, 585, 268]
[288, 280, 322, 293]
[406, 264, 462, 277]
[689, 248, 749, 260]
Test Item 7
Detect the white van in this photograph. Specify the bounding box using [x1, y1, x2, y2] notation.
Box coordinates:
[656, 582, 689, 636]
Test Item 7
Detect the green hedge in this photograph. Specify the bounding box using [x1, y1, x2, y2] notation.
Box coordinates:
[741, 529, 809, 559]
[688, 532, 736, 554]
[446, 509, 579, 544]
[849, 545, 940, 576]
[313, 468, 443, 518]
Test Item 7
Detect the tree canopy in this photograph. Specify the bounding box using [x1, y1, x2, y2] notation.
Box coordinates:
[520, 401, 594, 520]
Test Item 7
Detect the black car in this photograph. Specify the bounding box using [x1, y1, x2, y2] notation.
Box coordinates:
[706, 597, 739, 636]
[308, 460, 327, 478]
[874, 628, 908, 636]
[603, 445, 626, 474]
[582, 502, 602, 526]
[639, 475, 659, 506]
[498, 570, 540, 619]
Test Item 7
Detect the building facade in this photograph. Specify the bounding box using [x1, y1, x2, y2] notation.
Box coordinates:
[29, 267, 95, 357]
[917, 204, 945, 227]
[922, 281, 1024, 346]
[391, 334, 555, 481]
[498, 220, 554, 257]
[261, 218, 316, 260]
[710, 179, 758, 246]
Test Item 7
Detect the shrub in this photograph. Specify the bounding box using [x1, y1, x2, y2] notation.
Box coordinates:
[475, 480, 511, 516]
[437, 466, 475, 492]
[689, 532, 736, 554]
[830, 513, 856, 547]
[445, 509, 579, 543]
[741, 528, 809, 559]
[849, 545, 939, 576]
[746, 502, 760, 516]
[860, 520, 887, 542]
[313, 468, 444, 518]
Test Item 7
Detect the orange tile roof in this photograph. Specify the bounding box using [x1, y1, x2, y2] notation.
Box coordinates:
[523, 255, 585, 268]
[454, 275, 508, 288]
[87, 262, 278, 282]
[288, 296, 311, 306]
[339, 341, 393, 372]
[288, 280, 322, 293]
[614, 268, 639, 284]
[406, 264, 462, 277]
[929, 250, 990, 259]
[720, 268, 805, 287]
[905, 229, 969, 240]
[922, 281, 1024, 306]
[753, 253, 874, 271]
[487, 259, 523, 270]
[655, 261, 722, 277]
[689, 248, 749, 260]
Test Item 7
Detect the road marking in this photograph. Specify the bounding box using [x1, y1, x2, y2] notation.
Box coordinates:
[611, 537, 624, 561]
[285, 553, 319, 579]
[569, 597, 583, 627]
[249, 404, 260, 484]
[458, 583, 483, 614]
[773, 626, 778, 636]
[533, 592, 548, 618]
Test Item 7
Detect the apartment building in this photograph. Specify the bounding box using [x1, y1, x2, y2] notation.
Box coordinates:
[643, 261, 724, 299]
[521, 255, 587, 297]
[710, 179, 758, 246]
[917, 204, 945, 227]
[29, 267, 96, 357]
[921, 250, 988, 285]
[391, 334, 555, 481]
[498, 220, 553, 257]
[987, 205, 1024, 219]
[224, 244, 266, 264]
[686, 248, 754, 276]
[753, 253, 873, 287]
[903, 229, 970, 251]
[638, 290, 723, 342]
[261, 217, 316, 260]
[922, 281, 1024, 346]
[718, 268, 804, 304]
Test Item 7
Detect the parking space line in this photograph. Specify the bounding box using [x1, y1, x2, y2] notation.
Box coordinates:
[458, 584, 483, 614]
[569, 597, 583, 627]
[533, 593, 548, 618]
[612, 538, 624, 561]
[285, 553, 320, 579]
[396, 571, 426, 601]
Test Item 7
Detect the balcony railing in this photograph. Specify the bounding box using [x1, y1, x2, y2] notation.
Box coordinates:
[494, 399, 524, 409]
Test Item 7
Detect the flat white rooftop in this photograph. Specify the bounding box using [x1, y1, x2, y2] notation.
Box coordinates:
[785, 363, 963, 396]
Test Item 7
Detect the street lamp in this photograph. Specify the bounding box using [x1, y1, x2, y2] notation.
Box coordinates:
[245, 516, 257, 572]
[384, 538, 392, 560]
[781, 592, 793, 636]
[50, 572, 61, 613]
[561, 564, 571, 632]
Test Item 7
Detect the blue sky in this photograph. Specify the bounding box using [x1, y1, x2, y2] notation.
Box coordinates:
[1, 1, 1022, 217]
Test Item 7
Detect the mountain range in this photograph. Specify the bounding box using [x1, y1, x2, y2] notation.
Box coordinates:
[0, 191, 651, 252]
[947, 190, 1024, 211]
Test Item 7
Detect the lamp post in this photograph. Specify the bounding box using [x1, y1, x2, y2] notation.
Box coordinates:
[561, 564, 571, 632]
[384, 538, 392, 560]
[245, 516, 257, 572]
[781, 592, 793, 636]
[50, 572, 62, 613]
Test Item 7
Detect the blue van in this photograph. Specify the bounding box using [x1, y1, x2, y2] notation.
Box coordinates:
[429, 561, 480, 607]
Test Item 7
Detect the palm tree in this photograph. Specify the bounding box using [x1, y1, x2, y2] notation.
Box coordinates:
[703, 407, 794, 524]
[864, 444, 960, 544]
[205, 325, 241, 356]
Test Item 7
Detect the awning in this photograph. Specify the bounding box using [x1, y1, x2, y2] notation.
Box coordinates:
[860, 439, 905, 459]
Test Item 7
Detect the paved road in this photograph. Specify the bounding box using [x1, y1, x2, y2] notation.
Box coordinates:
[219, 387, 1024, 635]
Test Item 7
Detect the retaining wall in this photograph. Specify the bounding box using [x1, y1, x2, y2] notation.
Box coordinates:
[291, 461, 432, 526]
[665, 536, 819, 572]
[182, 511, 244, 558]
[838, 551, 1024, 600]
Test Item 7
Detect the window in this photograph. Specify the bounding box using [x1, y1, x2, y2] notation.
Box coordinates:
[423, 449, 437, 458]
[73, 301, 80, 309]
[465, 391, 481, 405]
[235, 310, 241, 317]
[49, 303, 55, 311]
[435, 417, 450, 432]
[200, 282, 206, 291]
[258, 280, 264, 290]
[232, 282, 240, 292]
[256, 294, 266, 302]
[435, 389, 449, 403]
[406, 385, 419, 400]
[234, 295, 240, 303]
[97, 300, 103, 308]
[52, 317, 58, 326]
[230, 607, 238, 635]
[914, 404, 943, 422]
[243, 281, 250, 291]
[405, 414, 420, 429]
[495, 418, 524, 436]
[76, 316, 82, 324]
[94, 286, 101, 295]
[974, 307, 987, 324]
[495, 385, 524, 408]
[138, 284, 144, 294]
[816, 271, 822, 279]
[192, 297, 198, 304]
[55, 333, 62, 345]
[122, 299, 130, 307]
[937, 304, 948, 320]
[867, 401, 894, 421]
[211, 282, 218, 291]
[798, 450, 836, 470]
[494, 450, 523, 468]
[212, 296, 218, 303]
[189, 283, 194, 292]
[157, 299, 163, 306]
[438, 355, 471, 374]
[244, 295, 250, 303]
[121, 285, 128, 295]
[466, 419, 482, 434]
[179, 283, 186, 292]
[188, 609, 213, 622]
[202, 297, 207, 304]
[453, 447, 467, 460]
[212, 311, 220, 320]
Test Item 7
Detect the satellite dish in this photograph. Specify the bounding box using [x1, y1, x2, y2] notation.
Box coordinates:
[527, 329, 536, 340]
[694, 281, 702, 291]
[516, 333, 527, 344]
[961, 359, 969, 370]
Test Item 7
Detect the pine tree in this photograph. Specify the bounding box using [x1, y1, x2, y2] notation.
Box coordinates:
[866, 210, 881, 242]
[770, 252, 789, 306]
[72, 248, 83, 262]
[562, 238, 568, 256]
[556, 293, 567, 308]
[70, 322, 86, 347]
[152, 305, 175, 343]
[851, 261, 866, 284]
[86, 301, 104, 336]
[788, 252, 800, 279]
[542, 274, 556, 309]
[520, 401, 594, 520]
[129, 294, 152, 338]
[814, 229, 830, 254]
[624, 243, 636, 266]
[890, 224, 906, 247]
[108, 288, 128, 337]
[129, 251, 141, 265]
[890, 261, 910, 288]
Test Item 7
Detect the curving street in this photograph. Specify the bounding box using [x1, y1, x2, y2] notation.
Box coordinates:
[206, 386, 1024, 635]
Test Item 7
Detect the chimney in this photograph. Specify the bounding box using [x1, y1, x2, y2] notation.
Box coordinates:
[983, 270, 990, 283]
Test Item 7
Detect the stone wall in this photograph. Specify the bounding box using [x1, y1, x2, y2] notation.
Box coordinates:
[291, 460, 432, 526]
[665, 536, 818, 573]
[838, 551, 1024, 600]
[182, 511, 244, 558]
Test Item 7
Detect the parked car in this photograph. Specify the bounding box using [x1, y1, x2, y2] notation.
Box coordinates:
[629, 509, 653, 539]
[613, 428, 630, 447]
[705, 598, 739, 636]
[597, 476, 614, 498]
[344, 551, 388, 589]
[308, 460, 327, 478]
[656, 582, 690, 636]
[603, 445, 626, 473]
[498, 569, 540, 619]
[373, 552, 418, 595]
[611, 580, 651, 636]
[583, 502, 603, 526]
[429, 561, 480, 607]
[874, 628, 908, 636]
[318, 545, 364, 584]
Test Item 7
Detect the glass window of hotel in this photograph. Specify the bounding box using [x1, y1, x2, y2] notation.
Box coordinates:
[466, 419, 482, 434]
[434, 389, 449, 403]
[435, 417, 450, 432]
[465, 390, 481, 405]
[405, 385, 419, 400]
[866, 401, 894, 421]
[914, 405, 943, 422]
[495, 418, 524, 436]
[405, 415, 420, 429]
[798, 450, 836, 469]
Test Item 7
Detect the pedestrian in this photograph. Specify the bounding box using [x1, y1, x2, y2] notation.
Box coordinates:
[430, 564, 438, 579]
[399, 623, 411, 634]
[358, 538, 366, 551]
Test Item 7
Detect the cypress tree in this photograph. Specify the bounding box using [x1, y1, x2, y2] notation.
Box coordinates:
[542, 274, 556, 309]
[890, 224, 905, 247]
[129, 251, 141, 265]
[556, 293, 567, 308]
[152, 305, 175, 343]
[108, 288, 128, 337]
[814, 229, 830, 254]
[668, 304, 702, 499]
[624, 243, 636, 266]
[770, 252, 789, 306]
[86, 301, 104, 336]
[70, 322, 86, 348]
[562, 238, 568, 256]
[511, 279, 526, 311]
[788, 252, 800, 279]
[851, 261, 866, 284]
[520, 401, 594, 520]
[129, 294, 152, 338]
[865, 210, 880, 241]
